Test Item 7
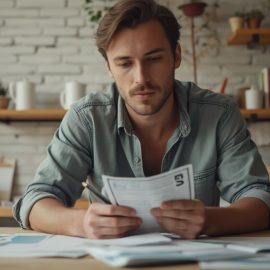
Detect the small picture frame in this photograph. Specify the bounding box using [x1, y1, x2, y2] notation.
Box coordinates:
[0, 157, 16, 201]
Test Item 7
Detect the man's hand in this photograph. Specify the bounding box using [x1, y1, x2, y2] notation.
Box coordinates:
[83, 203, 142, 239]
[151, 200, 206, 239]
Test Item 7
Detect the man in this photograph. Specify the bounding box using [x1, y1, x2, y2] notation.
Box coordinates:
[14, 0, 270, 240]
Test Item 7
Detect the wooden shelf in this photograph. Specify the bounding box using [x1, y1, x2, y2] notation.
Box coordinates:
[228, 28, 270, 45]
[0, 207, 13, 218]
[240, 108, 270, 120]
[0, 108, 269, 123]
[0, 109, 66, 122]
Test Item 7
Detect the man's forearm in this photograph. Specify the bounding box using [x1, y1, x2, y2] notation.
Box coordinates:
[29, 198, 87, 237]
[203, 197, 269, 236]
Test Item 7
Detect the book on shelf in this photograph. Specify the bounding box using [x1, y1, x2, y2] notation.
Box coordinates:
[259, 67, 270, 108]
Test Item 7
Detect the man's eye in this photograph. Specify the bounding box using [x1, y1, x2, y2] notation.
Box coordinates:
[148, 56, 162, 61]
[118, 62, 131, 68]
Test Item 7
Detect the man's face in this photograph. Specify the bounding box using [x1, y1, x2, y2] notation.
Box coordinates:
[106, 20, 181, 117]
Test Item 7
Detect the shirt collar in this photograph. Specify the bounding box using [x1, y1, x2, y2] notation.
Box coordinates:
[174, 80, 191, 138]
[117, 89, 133, 135]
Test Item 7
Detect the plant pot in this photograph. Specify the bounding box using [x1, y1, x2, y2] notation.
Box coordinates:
[229, 17, 245, 32]
[179, 2, 207, 17]
[0, 96, 10, 109]
[247, 18, 262, 28]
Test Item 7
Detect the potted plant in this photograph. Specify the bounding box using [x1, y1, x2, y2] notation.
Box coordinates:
[246, 9, 264, 28]
[179, 0, 207, 17]
[228, 12, 245, 32]
[0, 81, 10, 109]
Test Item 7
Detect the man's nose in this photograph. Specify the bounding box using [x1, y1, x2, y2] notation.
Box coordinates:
[134, 64, 149, 85]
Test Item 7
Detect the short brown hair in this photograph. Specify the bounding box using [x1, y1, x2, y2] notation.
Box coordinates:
[96, 0, 181, 60]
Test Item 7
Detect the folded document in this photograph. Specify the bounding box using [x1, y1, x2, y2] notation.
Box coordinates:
[102, 164, 194, 233]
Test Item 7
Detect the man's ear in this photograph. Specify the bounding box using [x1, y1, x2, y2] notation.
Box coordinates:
[174, 43, 181, 69]
[106, 61, 114, 79]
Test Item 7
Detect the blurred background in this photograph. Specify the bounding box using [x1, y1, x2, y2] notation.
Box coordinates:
[0, 0, 269, 203]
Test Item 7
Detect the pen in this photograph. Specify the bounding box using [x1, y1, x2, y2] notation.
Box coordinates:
[82, 181, 110, 204]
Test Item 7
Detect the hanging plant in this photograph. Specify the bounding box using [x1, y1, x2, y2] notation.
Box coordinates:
[84, 0, 115, 23]
[180, 1, 221, 63]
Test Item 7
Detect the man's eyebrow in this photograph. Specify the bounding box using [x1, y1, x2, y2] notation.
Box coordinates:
[144, 48, 165, 56]
[113, 56, 131, 62]
[113, 48, 165, 62]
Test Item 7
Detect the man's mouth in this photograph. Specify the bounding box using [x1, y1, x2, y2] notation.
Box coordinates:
[133, 91, 155, 99]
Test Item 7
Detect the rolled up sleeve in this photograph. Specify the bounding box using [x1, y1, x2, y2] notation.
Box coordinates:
[217, 104, 270, 209]
[13, 107, 93, 228]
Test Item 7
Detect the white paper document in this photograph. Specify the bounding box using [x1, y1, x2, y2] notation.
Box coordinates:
[200, 255, 270, 270]
[102, 164, 194, 233]
[86, 241, 251, 267]
[0, 232, 171, 258]
[199, 237, 270, 253]
[83, 232, 172, 247]
[0, 232, 264, 267]
[0, 233, 87, 258]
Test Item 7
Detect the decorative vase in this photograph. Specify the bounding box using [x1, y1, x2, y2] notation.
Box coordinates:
[0, 96, 10, 109]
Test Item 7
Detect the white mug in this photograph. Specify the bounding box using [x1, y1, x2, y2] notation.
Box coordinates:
[60, 81, 86, 109]
[9, 79, 36, 110]
[245, 86, 263, 109]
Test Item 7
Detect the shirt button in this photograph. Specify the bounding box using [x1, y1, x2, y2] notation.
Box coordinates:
[135, 157, 141, 163]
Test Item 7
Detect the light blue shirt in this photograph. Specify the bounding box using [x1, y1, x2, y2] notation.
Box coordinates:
[13, 81, 270, 228]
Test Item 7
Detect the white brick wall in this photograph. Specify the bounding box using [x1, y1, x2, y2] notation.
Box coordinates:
[0, 1, 15, 8]
[1, 28, 42, 36]
[5, 18, 66, 27]
[0, 46, 35, 54]
[17, 0, 66, 8]
[67, 0, 85, 8]
[15, 37, 55, 46]
[0, 9, 39, 17]
[40, 9, 79, 17]
[0, 55, 17, 63]
[38, 47, 78, 54]
[0, 64, 36, 75]
[0, 0, 269, 198]
[19, 55, 61, 64]
[43, 27, 77, 36]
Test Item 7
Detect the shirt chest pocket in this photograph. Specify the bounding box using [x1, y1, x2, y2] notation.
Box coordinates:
[193, 166, 220, 206]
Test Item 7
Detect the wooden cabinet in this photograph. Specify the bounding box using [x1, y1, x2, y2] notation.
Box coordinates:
[228, 28, 270, 45]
